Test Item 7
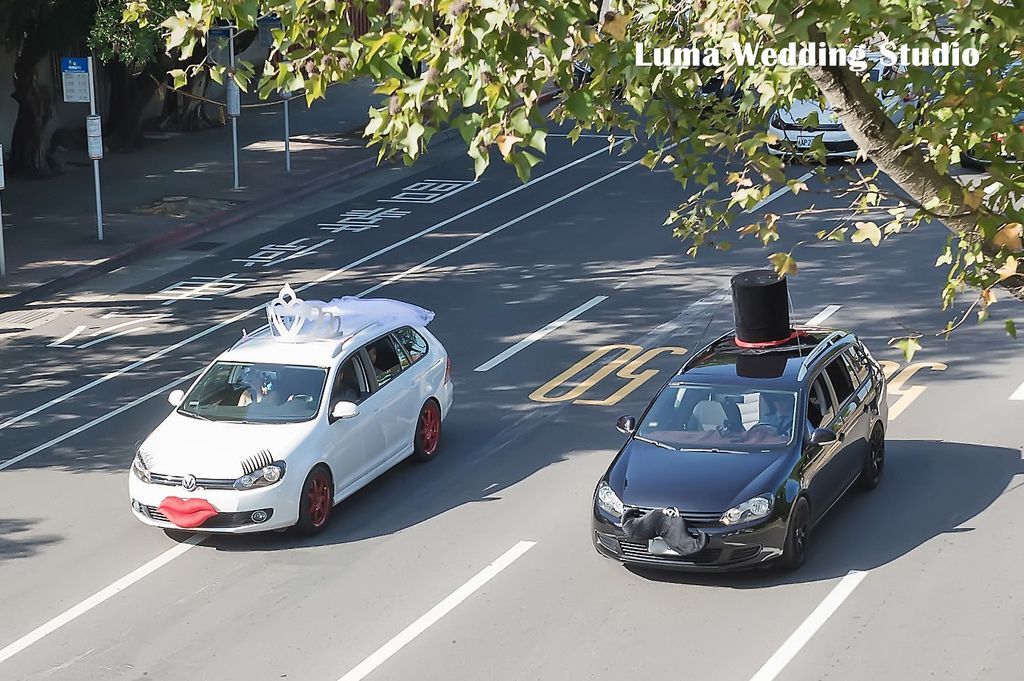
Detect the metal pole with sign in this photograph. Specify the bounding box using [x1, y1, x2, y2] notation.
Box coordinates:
[283, 93, 291, 173]
[227, 27, 241, 189]
[86, 57, 104, 240]
[0, 144, 6, 277]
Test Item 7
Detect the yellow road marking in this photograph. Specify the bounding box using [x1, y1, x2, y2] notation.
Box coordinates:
[529, 345, 687, 406]
[879, 360, 948, 419]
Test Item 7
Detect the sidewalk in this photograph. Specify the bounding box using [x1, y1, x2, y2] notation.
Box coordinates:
[0, 79, 388, 312]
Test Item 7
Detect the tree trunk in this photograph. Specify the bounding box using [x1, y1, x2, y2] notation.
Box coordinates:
[104, 60, 161, 151]
[8, 30, 53, 177]
[158, 69, 222, 131]
[804, 37, 1024, 299]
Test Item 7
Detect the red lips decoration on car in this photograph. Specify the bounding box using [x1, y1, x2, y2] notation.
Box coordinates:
[158, 497, 218, 528]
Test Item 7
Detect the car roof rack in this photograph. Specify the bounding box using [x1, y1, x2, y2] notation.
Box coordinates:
[796, 331, 846, 381]
[330, 320, 381, 358]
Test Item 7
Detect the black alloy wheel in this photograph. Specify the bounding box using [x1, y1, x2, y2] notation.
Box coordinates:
[778, 497, 811, 572]
[857, 425, 886, 491]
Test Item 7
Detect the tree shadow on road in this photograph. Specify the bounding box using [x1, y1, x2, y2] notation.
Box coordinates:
[626, 439, 1022, 587]
[0, 517, 61, 562]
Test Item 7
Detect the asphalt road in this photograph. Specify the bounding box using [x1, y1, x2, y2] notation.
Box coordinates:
[0, 127, 1021, 681]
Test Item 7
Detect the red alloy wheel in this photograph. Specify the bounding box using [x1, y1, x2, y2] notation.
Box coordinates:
[306, 473, 332, 528]
[418, 402, 441, 456]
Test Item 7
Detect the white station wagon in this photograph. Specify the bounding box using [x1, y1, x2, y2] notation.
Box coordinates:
[128, 285, 453, 535]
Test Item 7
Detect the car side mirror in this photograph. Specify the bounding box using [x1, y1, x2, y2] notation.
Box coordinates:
[168, 389, 185, 407]
[330, 401, 359, 422]
[616, 415, 636, 435]
[809, 427, 837, 446]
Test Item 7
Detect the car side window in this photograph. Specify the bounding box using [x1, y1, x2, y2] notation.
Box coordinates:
[844, 346, 871, 386]
[393, 326, 428, 364]
[331, 356, 370, 405]
[807, 375, 836, 428]
[363, 335, 406, 389]
[824, 357, 855, 406]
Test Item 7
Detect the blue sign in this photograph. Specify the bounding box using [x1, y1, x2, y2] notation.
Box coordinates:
[61, 57, 88, 73]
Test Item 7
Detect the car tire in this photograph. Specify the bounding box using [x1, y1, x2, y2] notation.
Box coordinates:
[778, 496, 811, 572]
[961, 152, 990, 171]
[294, 464, 334, 536]
[857, 425, 886, 491]
[412, 399, 442, 463]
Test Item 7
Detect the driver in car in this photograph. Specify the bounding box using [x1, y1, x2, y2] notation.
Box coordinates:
[760, 393, 795, 439]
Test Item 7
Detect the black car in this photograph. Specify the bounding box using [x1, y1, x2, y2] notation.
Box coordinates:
[592, 327, 888, 572]
[962, 111, 1024, 170]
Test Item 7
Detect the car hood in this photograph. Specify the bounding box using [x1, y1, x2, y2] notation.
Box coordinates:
[138, 412, 316, 478]
[777, 99, 840, 126]
[612, 439, 792, 512]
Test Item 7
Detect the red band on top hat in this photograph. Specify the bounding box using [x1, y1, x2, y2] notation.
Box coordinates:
[734, 329, 805, 349]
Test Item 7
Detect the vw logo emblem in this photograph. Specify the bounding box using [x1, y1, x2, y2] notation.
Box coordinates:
[181, 474, 197, 492]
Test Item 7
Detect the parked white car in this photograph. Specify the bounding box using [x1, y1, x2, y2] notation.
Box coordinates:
[128, 285, 454, 535]
[766, 58, 914, 159]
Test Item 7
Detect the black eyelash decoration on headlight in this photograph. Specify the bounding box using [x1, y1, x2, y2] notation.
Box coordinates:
[241, 449, 274, 475]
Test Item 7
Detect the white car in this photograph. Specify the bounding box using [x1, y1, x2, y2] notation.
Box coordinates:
[128, 285, 454, 535]
[767, 58, 914, 159]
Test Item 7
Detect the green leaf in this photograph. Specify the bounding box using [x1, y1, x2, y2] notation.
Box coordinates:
[1006, 319, 1018, 339]
[768, 252, 798, 277]
[892, 337, 922, 362]
[403, 122, 425, 156]
[851, 221, 882, 247]
[169, 68, 187, 89]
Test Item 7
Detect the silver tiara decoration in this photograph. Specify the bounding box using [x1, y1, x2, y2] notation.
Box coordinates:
[265, 284, 435, 341]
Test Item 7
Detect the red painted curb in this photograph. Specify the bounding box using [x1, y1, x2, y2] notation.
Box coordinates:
[0, 87, 564, 313]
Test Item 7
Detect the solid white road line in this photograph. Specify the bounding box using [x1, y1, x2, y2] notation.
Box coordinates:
[748, 570, 867, 681]
[355, 140, 680, 301]
[474, 296, 609, 372]
[0, 535, 205, 665]
[745, 171, 815, 214]
[0, 370, 201, 471]
[805, 305, 842, 327]
[336, 541, 536, 681]
[0, 141, 624, 437]
[1009, 380, 1024, 401]
[77, 325, 148, 350]
[46, 325, 86, 348]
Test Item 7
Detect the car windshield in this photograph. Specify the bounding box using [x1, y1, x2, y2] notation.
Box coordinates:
[179, 362, 328, 423]
[636, 384, 799, 451]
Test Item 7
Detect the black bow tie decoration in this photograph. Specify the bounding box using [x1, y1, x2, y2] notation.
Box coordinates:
[621, 507, 709, 556]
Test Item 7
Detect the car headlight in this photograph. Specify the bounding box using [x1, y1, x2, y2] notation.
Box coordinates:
[595, 481, 624, 519]
[720, 494, 774, 525]
[769, 112, 784, 129]
[131, 451, 151, 483]
[233, 461, 286, 491]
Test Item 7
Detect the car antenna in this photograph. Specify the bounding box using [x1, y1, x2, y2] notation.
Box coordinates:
[691, 288, 730, 354]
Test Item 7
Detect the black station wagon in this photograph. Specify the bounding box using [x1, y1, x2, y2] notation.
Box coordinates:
[592, 327, 888, 572]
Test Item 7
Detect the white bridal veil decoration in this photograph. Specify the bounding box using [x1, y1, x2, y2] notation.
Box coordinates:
[265, 284, 434, 340]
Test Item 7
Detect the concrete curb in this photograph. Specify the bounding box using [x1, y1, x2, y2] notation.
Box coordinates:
[0, 86, 563, 313]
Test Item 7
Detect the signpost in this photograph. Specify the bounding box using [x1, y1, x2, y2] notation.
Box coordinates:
[258, 14, 293, 174]
[0, 144, 6, 277]
[61, 57, 104, 241]
[210, 26, 241, 189]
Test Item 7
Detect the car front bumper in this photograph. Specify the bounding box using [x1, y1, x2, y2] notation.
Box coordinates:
[128, 473, 301, 533]
[591, 508, 788, 572]
[766, 124, 860, 159]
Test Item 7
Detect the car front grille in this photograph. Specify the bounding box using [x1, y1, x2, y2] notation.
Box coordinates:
[618, 539, 723, 565]
[140, 505, 273, 528]
[624, 506, 723, 527]
[148, 472, 236, 490]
